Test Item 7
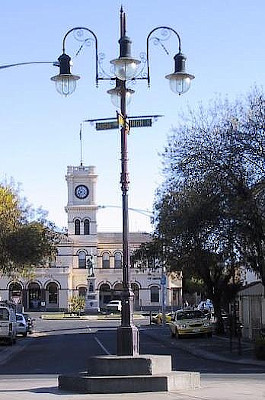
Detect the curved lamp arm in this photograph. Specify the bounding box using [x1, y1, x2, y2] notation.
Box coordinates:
[0, 61, 58, 70]
[146, 26, 194, 94]
[62, 27, 99, 83]
[51, 27, 99, 96]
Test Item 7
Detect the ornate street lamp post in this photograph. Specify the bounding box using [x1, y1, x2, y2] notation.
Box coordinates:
[51, 7, 194, 356]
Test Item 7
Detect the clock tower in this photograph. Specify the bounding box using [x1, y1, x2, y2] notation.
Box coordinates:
[65, 165, 98, 236]
[65, 165, 99, 313]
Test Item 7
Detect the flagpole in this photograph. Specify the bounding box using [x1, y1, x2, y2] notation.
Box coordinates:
[80, 123, 83, 166]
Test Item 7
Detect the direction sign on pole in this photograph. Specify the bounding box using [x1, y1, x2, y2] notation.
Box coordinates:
[96, 118, 152, 131]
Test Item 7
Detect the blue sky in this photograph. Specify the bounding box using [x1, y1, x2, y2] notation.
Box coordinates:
[0, 0, 264, 232]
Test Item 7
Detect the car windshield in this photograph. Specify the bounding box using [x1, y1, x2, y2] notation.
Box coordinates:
[16, 314, 23, 321]
[0, 308, 9, 321]
[176, 310, 204, 320]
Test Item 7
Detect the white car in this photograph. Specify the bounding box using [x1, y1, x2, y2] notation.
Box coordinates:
[0, 304, 17, 345]
[16, 313, 27, 337]
[106, 300, 122, 313]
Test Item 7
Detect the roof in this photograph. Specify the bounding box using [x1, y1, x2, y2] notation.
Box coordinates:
[238, 281, 264, 296]
[97, 232, 151, 245]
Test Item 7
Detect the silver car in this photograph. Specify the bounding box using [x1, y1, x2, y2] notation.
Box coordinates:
[16, 313, 27, 337]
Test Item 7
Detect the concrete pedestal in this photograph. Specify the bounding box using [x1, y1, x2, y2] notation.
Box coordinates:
[58, 355, 200, 394]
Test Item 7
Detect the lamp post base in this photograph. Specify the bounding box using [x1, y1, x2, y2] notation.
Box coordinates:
[117, 324, 139, 356]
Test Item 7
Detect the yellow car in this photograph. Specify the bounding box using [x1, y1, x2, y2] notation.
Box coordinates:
[168, 309, 213, 338]
[151, 312, 174, 324]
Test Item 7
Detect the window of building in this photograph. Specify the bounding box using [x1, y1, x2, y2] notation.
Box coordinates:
[28, 282, 41, 309]
[99, 283, 111, 306]
[102, 252, 110, 269]
[114, 252, 122, 269]
[75, 219, 81, 235]
[150, 286, 159, 303]
[84, 219, 90, 235]
[78, 251, 86, 269]
[9, 282, 22, 302]
[78, 287, 87, 298]
[47, 282, 58, 304]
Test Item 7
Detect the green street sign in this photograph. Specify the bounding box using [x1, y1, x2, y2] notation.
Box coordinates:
[96, 121, 119, 130]
[96, 118, 152, 131]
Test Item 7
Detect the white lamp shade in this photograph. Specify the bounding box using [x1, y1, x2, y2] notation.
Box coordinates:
[51, 74, 80, 96]
[107, 86, 134, 108]
[165, 72, 194, 95]
[110, 57, 140, 81]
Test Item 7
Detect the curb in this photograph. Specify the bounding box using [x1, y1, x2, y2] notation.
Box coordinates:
[142, 326, 265, 368]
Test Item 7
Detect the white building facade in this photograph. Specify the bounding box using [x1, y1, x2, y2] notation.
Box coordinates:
[0, 165, 182, 312]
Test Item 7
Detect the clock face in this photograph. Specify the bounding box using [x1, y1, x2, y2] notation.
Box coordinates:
[75, 185, 89, 199]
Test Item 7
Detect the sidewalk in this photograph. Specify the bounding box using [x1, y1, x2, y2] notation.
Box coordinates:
[143, 324, 265, 367]
[0, 373, 264, 399]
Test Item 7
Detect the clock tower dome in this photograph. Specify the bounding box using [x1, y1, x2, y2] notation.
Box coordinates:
[65, 165, 98, 237]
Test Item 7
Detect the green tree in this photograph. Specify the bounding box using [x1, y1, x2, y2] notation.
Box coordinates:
[154, 88, 265, 332]
[69, 296, 85, 315]
[0, 184, 59, 276]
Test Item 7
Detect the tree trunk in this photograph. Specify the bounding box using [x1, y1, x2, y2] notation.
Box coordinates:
[212, 298, 225, 334]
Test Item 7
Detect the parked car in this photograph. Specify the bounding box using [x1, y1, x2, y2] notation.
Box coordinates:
[168, 309, 213, 338]
[23, 314, 34, 334]
[151, 312, 174, 324]
[105, 300, 122, 313]
[0, 302, 17, 345]
[16, 313, 27, 337]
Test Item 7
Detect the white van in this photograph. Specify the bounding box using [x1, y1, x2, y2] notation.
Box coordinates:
[0, 303, 17, 345]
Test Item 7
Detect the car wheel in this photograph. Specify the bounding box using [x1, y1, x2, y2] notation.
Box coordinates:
[206, 332, 213, 338]
[22, 332, 27, 338]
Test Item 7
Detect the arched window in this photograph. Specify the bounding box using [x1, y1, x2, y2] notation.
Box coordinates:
[150, 286, 160, 303]
[9, 282, 22, 303]
[84, 219, 90, 235]
[113, 283, 123, 299]
[99, 283, 111, 307]
[102, 252, 110, 269]
[78, 287, 87, 298]
[47, 282, 58, 304]
[114, 252, 122, 269]
[75, 219, 81, 235]
[28, 282, 41, 309]
[78, 251, 86, 269]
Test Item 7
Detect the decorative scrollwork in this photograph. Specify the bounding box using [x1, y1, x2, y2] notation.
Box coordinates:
[73, 28, 95, 46]
[98, 52, 113, 79]
[151, 27, 172, 42]
[139, 52, 147, 63]
[132, 52, 148, 80]
[149, 28, 173, 55]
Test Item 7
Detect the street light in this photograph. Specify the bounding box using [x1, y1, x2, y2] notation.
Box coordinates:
[51, 7, 194, 356]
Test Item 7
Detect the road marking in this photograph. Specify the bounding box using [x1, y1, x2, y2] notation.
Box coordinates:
[94, 336, 111, 355]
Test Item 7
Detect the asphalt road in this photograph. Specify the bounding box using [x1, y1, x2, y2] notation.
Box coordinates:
[0, 317, 264, 376]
